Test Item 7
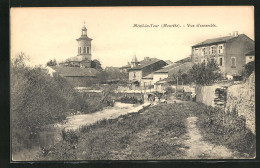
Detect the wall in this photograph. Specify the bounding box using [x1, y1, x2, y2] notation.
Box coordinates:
[246, 55, 255, 64]
[129, 70, 142, 82]
[225, 72, 255, 134]
[195, 85, 219, 107]
[225, 35, 254, 76]
[153, 73, 168, 84]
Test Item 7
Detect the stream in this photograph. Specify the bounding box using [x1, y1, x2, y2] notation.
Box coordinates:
[12, 102, 148, 161]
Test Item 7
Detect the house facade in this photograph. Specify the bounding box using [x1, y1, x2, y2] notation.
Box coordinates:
[128, 57, 167, 85]
[191, 32, 254, 77]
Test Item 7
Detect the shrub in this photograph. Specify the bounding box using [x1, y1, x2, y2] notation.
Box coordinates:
[242, 61, 255, 79]
[11, 53, 88, 152]
[188, 59, 222, 85]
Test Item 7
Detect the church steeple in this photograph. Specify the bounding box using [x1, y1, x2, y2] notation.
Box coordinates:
[82, 21, 87, 36]
[76, 22, 93, 60]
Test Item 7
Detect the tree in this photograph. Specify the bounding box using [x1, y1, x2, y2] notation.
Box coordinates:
[242, 61, 255, 79]
[47, 59, 57, 66]
[188, 59, 222, 85]
[91, 59, 102, 71]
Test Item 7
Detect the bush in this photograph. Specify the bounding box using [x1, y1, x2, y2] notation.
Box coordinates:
[242, 61, 255, 79]
[11, 53, 88, 151]
[188, 59, 222, 85]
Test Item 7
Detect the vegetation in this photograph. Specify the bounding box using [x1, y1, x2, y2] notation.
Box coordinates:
[91, 59, 102, 71]
[38, 101, 255, 160]
[242, 61, 255, 79]
[39, 103, 189, 160]
[11, 53, 89, 153]
[46, 59, 57, 66]
[191, 103, 255, 158]
[188, 59, 222, 85]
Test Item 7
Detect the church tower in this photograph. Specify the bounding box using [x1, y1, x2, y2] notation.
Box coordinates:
[76, 23, 92, 61]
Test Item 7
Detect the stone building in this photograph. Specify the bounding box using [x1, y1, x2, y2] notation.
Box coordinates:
[128, 57, 167, 86]
[191, 32, 254, 77]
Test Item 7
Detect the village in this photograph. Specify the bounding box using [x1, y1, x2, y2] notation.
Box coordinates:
[11, 22, 255, 160]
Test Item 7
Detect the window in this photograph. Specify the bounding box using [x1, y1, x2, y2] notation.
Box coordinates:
[202, 48, 206, 56]
[249, 56, 252, 59]
[231, 57, 236, 68]
[83, 47, 86, 54]
[219, 58, 223, 66]
[218, 45, 224, 54]
[210, 46, 216, 55]
[87, 47, 90, 54]
[78, 47, 80, 54]
[133, 73, 136, 78]
[79, 47, 81, 54]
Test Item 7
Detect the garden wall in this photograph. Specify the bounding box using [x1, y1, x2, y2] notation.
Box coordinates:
[195, 85, 219, 107]
[225, 72, 255, 134]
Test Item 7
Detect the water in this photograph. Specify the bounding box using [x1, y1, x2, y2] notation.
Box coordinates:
[12, 102, 143, 161]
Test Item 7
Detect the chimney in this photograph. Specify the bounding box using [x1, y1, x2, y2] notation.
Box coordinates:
[144, 57, 150, 62]
[233, 31, 238, 37]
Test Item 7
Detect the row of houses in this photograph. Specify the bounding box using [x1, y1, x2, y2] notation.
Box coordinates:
[123, 31, 254, 92]
[46, 30, 254, 89]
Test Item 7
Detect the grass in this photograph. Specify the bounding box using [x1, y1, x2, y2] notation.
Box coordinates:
[38, 102, 255, 160]
[39, 103, 190, 160]
[190, 103, 256, 158]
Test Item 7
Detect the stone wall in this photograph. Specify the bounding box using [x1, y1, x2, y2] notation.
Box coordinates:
[225, 72, 255, 134]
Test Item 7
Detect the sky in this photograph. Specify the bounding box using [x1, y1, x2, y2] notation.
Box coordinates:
[11, 6, 254, 68]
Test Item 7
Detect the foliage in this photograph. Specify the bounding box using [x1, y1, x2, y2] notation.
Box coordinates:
[39, 103, 189, 160]
[11, 53, 88, 151]
[242, 61, 255, 79]
[188, 59, 222, 85]
[191, 103, 255, 157]
[96, 69, 128, 84]
[171, 70, 191, 85]
[91, 59, 102, 71]
[165, 87, 175, 95]
[46, 59, 57, 66]
[61, 129, 79, 144]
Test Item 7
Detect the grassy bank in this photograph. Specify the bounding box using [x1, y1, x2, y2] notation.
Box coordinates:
[190, 103, 255, 158]
[39, 103, 190, 160]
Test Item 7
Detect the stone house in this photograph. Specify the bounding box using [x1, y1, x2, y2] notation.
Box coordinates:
[191, 32, 254, 77]
[128, 57, 167, 86]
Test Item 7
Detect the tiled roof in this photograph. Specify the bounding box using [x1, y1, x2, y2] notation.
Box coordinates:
[192, 35, 239, 47]
[165, 60, 173, 65]
[129, 58, 162, 70]
[245, 50, 255, 56]
[50, 66, 99, 77]
[142, 73, 153, 79]
[154, 63, 181, 73]
[120, 65, 131, 69]
[174, 57, 191, 64]
[155, 62, 193, 74]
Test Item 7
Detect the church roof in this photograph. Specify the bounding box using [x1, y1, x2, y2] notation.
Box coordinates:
[76, 36, 92, 41]
[50, 66, 99, 77]
[66, 55, 91, 62]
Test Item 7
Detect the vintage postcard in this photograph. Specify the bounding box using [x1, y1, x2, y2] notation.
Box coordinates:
[10, 6, 255, 161]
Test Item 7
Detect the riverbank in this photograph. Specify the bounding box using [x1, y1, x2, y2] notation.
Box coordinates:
[38, 102, 254, 160]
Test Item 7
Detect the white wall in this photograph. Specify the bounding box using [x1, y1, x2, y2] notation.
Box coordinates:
[153, 73, 168, 84]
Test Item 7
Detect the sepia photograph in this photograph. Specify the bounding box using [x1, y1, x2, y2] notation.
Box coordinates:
[10, 6, 255, 161]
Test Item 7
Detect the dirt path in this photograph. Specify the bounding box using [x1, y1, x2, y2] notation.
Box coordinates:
[183, 116, 237, 159]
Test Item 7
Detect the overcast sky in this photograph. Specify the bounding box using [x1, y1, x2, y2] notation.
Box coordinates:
[11, 6, 254, 68]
